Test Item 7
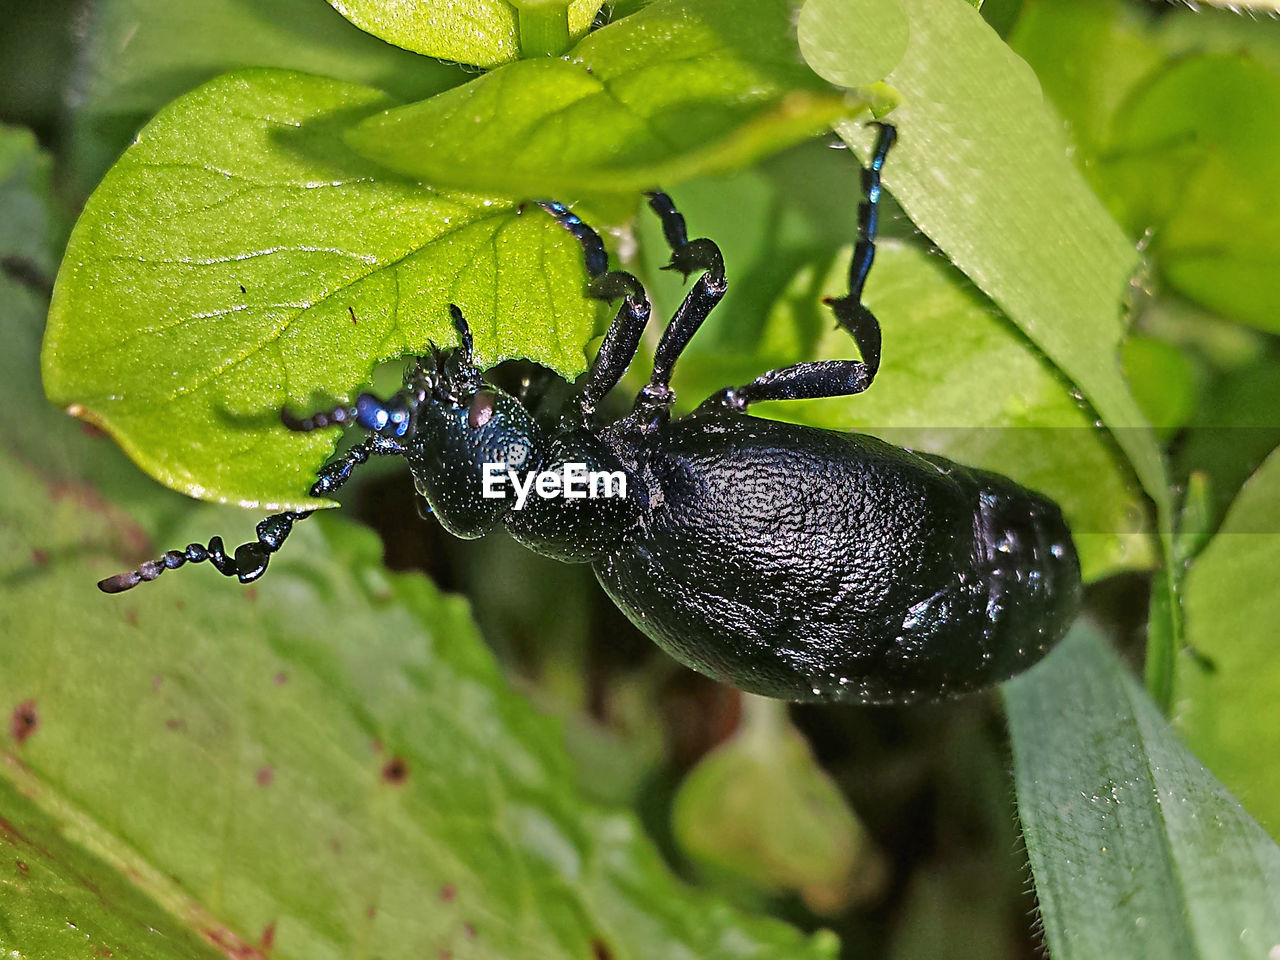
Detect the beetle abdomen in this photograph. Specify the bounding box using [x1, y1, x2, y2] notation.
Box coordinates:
[594, 414, 1081, 705]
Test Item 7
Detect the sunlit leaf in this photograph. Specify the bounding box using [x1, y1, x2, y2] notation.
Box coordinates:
[347, 0, 851, 196]
[67, 0, 463, 192]
[0, 779, 226, 959]
[797, 0, 909, 89]
[43, 70, 598, 511]
[327, 0, 603, 67]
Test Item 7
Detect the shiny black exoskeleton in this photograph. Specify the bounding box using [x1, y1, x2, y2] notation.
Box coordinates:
[99, 125, 1082, 704]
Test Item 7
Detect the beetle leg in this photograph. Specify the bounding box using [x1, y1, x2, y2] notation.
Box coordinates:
[637, 192, 728, 417]
[96, 435, 405, 593]
[698, 123, 896, 414]
[539, 201, 653, 418]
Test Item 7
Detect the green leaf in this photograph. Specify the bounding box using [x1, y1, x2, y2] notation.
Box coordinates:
[3, 126, 199, 549]
[0, 486, 835, 959]
[1152, 4, 1280, 75]
[1101, 54, 1280, 335]
[1011, 1, 1280, 335]
[9, 206, 831, 956]
[0, 0, 78, 138]
[0, 125, 58, 277]
[43, 70, 599, 511]
[671, 696, 880, 913]
[797, 0, 909, 89]
[823, 0, 1169, 520]
[1004, 624, 1280, 959]
[1175, 357, 1280, 532]
[17, 118, 831, 956]
[1179, 448, 1280, 839]
[671, 242, 1155, 582]
[0, 778, 230, 959]
[326, 0, 603, 67]
[346, 0, 852, 196]
[67, 0, 463, 193]
[1121, 334, 1199, 442]
[1006, 0, 1162, 156]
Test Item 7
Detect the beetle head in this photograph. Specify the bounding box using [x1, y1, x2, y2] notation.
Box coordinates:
[402, 326, 543, 540]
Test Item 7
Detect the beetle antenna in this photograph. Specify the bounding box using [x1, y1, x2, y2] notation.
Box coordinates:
[97, 435, 405, 593]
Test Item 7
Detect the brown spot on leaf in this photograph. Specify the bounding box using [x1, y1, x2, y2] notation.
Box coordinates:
[439, 951, 452, 960]
[94, 948, 114, 958]
[463, 923, 476, 939]
[15, 859, 28, 874]
[124, 609, 138, 628]
[152, 675, 164, 692]
[202, 925, 268, 960]
[244, 587, 258, 604]
[165, 718, 186, 731]
[79, 421, 105, 439]
[30, 549, 49, 566]
[438, 883, 456, 903]
[10, 700, 38, 745]
[0, 817, 50, 861]
[0, 818, 28, 848]
[380, 756, 408, 785]
[365, 904, 376, 919]
[591, 938, 614, 960]
[255, 766, 275, 787]
[348, 306, 358, 326]
[258, 921, 276, 953]
[272, 671, 288, 686]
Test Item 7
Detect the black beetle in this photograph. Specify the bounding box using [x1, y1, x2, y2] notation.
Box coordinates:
[99, 125, 1081, 705]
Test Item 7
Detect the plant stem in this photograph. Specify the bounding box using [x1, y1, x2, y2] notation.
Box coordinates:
[514, 0, 572, 58]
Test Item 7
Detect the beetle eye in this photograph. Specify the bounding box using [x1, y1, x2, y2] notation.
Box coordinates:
[467, 390, 496, 429]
